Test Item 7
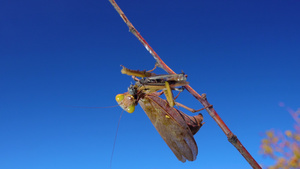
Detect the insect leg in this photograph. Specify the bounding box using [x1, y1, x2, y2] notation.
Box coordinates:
[173, 90, 182, 100]
[175, 102, 213, 113]
[146, 62, 158, 72]
[163, 81, 175, 107]
[120, 65, 156, 77]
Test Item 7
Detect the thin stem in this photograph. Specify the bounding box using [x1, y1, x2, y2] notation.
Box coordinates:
[108, 0, 261, 168]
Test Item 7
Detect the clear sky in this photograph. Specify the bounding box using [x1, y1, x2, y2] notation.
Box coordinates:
[1, 0, 300, 169]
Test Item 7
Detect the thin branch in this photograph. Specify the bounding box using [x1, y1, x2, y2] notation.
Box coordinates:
[108, 0, 262, 169]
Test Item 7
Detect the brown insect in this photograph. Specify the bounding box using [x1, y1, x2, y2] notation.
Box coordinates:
[115, 66, 207, 162]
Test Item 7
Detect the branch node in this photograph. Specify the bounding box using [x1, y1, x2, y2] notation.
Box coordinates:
[129, 27, 135, 33]
[201, 93, 207, 100]
[228, 134, 238, 144]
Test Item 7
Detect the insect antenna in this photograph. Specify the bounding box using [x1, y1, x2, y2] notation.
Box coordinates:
[62, 105, 119, 109]
[110, 110, 124, 169]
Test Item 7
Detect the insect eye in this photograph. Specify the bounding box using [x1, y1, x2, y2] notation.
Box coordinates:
[126, 104, 135, 113]
[115, 94, 124, 102]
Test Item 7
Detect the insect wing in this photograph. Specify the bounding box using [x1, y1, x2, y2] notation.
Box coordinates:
[138, 94, 198, 162]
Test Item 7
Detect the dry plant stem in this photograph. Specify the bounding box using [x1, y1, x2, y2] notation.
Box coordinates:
[109, 0, 261, 168]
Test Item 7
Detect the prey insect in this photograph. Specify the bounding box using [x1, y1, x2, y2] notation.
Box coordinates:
[115, 66, 208, 162]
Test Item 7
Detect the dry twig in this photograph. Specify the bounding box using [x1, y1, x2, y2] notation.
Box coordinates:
[109, 0, 261, 168]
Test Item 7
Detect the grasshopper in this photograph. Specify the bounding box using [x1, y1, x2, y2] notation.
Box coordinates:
[116, 66, 206, 162]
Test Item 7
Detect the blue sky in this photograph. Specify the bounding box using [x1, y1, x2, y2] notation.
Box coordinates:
[1, 0, 300, 169]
